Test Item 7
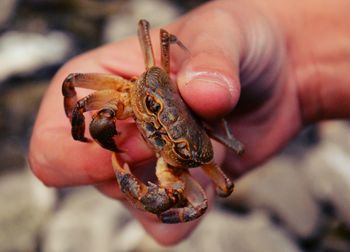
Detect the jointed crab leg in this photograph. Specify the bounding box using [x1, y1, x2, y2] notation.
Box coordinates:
[205, 119, 244, 156]
[112, 154, 179, 214]
[138, 19, 155, 69]
[62, 73, 133, 151]
[71, 90, 131, 151]
[155, 157, 185, 194]
[62, 73, 132, 118]
[160, 29, 171, 73]
[160, 28, 190, 74]
[112, 153, 150, 209]
[201, 162, 234, 197]
[159, 170, 208, 223]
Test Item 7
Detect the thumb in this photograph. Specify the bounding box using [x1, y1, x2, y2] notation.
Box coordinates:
[174, 11, 243, 120]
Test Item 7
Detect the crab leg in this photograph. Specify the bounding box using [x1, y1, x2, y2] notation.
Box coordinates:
[70, 90, 132, 152]
[201, 162, 234, 197]
[160, 28, 190, 74]
[159, 170, 208, 223]
[112, 154, 180, 214]
[160, 29, 170, 73]
[155, 157, 185, 195]
[62, 73, 132, 118]
[205, 119, 244, 156]
[138, 19, 155, 69]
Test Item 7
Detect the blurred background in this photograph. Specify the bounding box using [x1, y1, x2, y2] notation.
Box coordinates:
[1, 0, 350, 251]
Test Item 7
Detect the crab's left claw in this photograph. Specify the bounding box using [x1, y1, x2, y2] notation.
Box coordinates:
[89, 108, 124, 152]
[71, 105, 89, 142]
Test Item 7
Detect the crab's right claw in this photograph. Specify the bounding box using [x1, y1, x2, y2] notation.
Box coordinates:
[201, 162, 234, 198]
[159, 170, 208, 223]
[112, 154, 177, 213]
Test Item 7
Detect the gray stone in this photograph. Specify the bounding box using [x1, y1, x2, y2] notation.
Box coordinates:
[0, 168, 56, 252]
[103, 0, 180, 42]
[302, 142, 350, 227]
[136, 210, 301, 252]
[224, 157, 321, 238]
[0, 31, 73, 82]
[0, 81, 47, 134]
[42, 187, 135, 252]
[0, 82, 47, 172]
[318, 121, 350, 149]
[111, 220, 147, 252]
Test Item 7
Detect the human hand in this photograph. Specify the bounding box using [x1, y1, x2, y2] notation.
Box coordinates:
[28, 0, 350, 245]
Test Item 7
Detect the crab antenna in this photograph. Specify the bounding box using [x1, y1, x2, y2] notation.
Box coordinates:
[138, 19, 155, 69]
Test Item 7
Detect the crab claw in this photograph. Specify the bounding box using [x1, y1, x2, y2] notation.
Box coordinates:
[159, 201, 207, 223]
[112, 154, 177, 213]
[89, 108, 124, 152]
[141, 182, 177, 214]
[71, 106, 89, 142]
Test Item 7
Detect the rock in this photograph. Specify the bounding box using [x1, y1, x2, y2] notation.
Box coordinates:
[42, 187, 135, 252]
[319, 121, 350, 150]
[0, 81, 47, 173]
[103, 0, 180, 42]
[136, 210, 301, 252]
[0, 81, 47, 136]
[223, 157, 321, 239]
[0, 0, 17, 29]
[302, 142, 350, 227]
[0, 139, 26, 173]
[111, 220, 147, 252]
[0, 31, 73, 82]
[0, 168, 56, 252]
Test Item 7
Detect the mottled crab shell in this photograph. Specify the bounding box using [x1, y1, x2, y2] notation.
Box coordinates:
[131, 66, 213, 168]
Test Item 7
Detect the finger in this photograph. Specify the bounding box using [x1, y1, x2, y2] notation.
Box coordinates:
[172, 9, 243, 120]
[95, 179, 125, 200]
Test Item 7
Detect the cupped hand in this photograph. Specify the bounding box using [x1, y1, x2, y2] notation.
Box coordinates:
[28, 0, 350, 245]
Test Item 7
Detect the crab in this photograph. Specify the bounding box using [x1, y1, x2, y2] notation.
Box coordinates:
[62, 20, 244, 223]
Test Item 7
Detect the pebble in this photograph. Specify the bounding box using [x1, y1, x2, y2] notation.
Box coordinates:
[103, 0, 180, 42]
[0, 31, 73, 82]
[136, 210, 301, 252]
[224, 157, 321, 239]
[42, 187, 135, 252]
[303, 142, 350, 227]
[0, 168, 56, 252]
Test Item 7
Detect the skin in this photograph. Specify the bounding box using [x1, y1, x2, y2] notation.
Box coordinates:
[28, 0, 350, 245]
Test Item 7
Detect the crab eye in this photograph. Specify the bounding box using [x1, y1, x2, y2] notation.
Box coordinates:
[174, 141, 191, 159]
[145, 95, 161, 114]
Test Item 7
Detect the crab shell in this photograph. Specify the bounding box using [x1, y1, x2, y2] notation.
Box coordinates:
[132, 66, 213, 168]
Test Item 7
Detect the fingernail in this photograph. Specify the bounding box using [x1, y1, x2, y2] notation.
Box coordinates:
[178, 69, 238, 104]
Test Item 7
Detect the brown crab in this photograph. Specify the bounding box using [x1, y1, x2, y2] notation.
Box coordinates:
[62, 20, 244, 223]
